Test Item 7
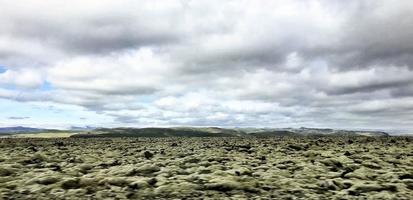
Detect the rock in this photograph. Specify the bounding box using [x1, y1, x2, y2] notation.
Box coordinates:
[47, 164, 62, 172]
[277, 164, 289, 169]
[332, 179, 353, 189]
[232, 167, 252, 176]
[67, 157, 83, 164]
[205, 180, 241, 191]
[205, 178, 259, 193]
[356, 184, 380, 192]
[399, 174, 413, 180]
[184, 158, 200, 164]
[143, 151, 154, 159]
[104, 177, 129, 186]
[154, 182, 200, 195]
[160, 149, 165, 155]
[362, 162, 381, 169]
[129, 180, 150, 189]
[405, 182, 413, 190]
[287, 144, 305, 151]
[147, 178, 157, 186]
[79, 178, 99, 187]
[35, 176, 60, 185]
[27, 146, 38, 152]
[320, 158, 344, 171]
[21, 153, 47, 164]
[61, 178, 81, 189]
[54, 141, 65, 147]
[198, 167, 212, 174]
[0, 167, 14, 176]
[304, 150, 321, 158]
[64, 188, 88, 197]
[0, 135, 411, 199]
[319, 180, 338, 190]
[349, 184, 397, 195]
[344, 172, 364, 180]
[78, 164, 94, 173]
[134, 164, 160, 175]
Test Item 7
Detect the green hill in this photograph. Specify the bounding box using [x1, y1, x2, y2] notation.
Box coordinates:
[69, 127, 389, 138]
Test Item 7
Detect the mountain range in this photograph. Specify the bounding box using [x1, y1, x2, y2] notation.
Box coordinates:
[70, 127, 390, 138]
[0, 126, 391, 137]
[0, 126, 46, 134]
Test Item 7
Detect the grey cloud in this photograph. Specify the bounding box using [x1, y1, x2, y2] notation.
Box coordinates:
[0, 0, 413, 131]
[391, 87, 413, 98]
[9, 20, 178, 55]
[325, 79, 413, 95]
[55, 85, 158, 96]
[305, 1, 413, 70]
[8, 116, 30, 120]
[0, 1, 185, 63]
[113, 115, 140, 124]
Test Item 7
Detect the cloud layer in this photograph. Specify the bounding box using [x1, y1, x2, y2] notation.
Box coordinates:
[1, 0, 413, 131]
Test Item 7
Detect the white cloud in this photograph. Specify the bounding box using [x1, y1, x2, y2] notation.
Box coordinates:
[47, 48, 175, 96]
[0, 0, 413, 131]
[0, 68, 43, 89]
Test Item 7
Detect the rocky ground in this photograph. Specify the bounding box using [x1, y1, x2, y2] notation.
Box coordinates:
[0, 136, 412, 199]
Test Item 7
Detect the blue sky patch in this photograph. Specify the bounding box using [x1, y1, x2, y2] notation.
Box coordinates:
[40, 81, 53, 91]
[0, 66, 7, 73]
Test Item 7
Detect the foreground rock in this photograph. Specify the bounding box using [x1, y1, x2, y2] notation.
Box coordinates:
[0, 136, 411, 199]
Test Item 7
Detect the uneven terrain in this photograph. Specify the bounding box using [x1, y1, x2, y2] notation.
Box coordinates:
[0, 136, 412, 199]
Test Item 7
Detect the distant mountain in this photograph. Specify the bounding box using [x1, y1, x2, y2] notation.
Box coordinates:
[0, 126, 66, 135]
[240, 127, 389, 137]
[247, 130, 299, 137]
[70, 126, 96, 131]
[71, 127, 240, 138]
[70, 127, 390, 138]
[285, 127, 389, 137]
[0, 126, 45, 134]
[0, 126, 390, 137]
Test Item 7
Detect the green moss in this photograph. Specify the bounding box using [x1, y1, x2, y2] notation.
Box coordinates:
[0, 136, 411, 199]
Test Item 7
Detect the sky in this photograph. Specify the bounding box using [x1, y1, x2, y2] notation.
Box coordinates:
[1, 0, 413, 132]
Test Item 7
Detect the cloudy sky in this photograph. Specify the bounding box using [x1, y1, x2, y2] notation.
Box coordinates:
[1, 0, 413, 132]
